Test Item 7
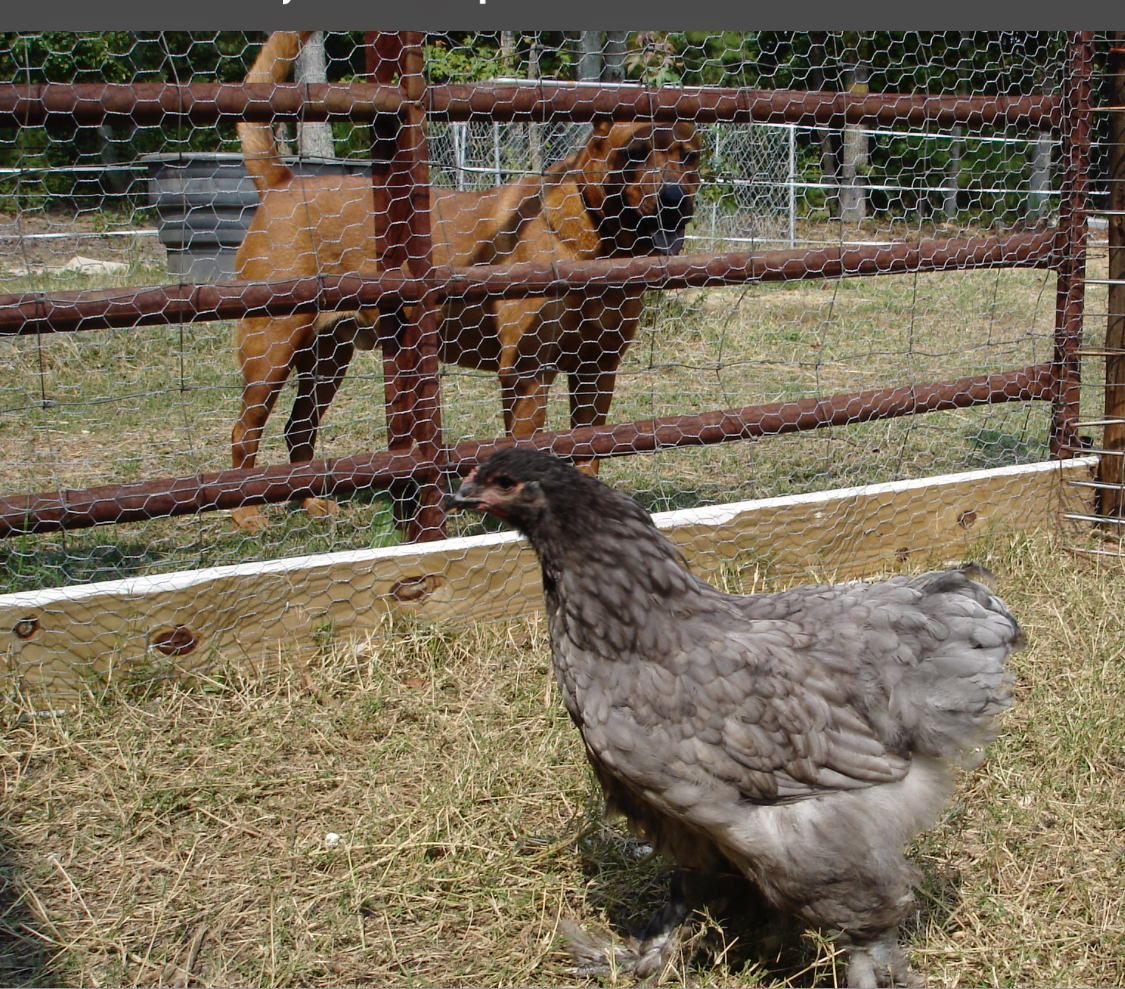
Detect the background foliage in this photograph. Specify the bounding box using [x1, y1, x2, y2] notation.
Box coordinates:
[0, 31, 1084, 221]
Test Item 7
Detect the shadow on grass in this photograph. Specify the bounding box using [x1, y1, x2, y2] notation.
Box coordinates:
[966, 426, 1049, 468]
[571, 819, 829, 987]
[0, 832, 57, 988]
[911, 857, 967, 943]
[571, 814, 969, 988]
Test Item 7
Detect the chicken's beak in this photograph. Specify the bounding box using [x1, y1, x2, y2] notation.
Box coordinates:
[445, 476, 483, 512]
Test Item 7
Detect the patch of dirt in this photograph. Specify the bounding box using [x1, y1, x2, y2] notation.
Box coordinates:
[0, 209, 166, 272]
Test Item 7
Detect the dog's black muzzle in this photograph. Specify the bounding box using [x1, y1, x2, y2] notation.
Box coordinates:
[648, 183, 694, 255]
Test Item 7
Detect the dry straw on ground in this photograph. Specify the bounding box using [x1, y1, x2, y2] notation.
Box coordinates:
[2, 528, 1124, 988]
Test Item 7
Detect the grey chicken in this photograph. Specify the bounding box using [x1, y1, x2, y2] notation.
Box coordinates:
[448, 448, 1021, 987]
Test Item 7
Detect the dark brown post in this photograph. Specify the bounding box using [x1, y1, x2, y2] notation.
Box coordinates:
[366, 32, 447, 541]
[1051, 31, 1094, 458]
[1097, 33, 1125, 520]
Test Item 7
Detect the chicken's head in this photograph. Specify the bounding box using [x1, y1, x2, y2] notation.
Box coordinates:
[445, 448, 579, 523]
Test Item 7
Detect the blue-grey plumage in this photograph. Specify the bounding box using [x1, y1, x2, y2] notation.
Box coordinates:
[449, 448, 1021, 987]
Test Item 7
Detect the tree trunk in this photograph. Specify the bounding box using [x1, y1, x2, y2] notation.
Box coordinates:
[578, 31, 603, 82]
[944, 125, 962, 222]
[603, 32, 627, 82]
[840, 61, 869, 224]
[1028, 134, 1052, 221]
[295, 31, 335, 160]
[528, 35, 543, 173]
[499, 31, 517, 74]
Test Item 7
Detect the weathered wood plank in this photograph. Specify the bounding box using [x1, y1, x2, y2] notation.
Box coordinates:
[0, 457, 1095, 707]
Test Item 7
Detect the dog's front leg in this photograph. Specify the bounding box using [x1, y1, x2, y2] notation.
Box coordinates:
[566, 365, 619, 476]
[500, 372, 553, 438]
[496, 299, 563, 438]
[564, 290, 645, 476]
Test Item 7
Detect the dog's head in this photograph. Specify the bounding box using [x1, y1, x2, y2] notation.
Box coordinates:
[576, 120, 701, 257]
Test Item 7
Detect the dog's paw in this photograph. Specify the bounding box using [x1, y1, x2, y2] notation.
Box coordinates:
[301, 497, 339, 519]
[230, 506, 270, 532]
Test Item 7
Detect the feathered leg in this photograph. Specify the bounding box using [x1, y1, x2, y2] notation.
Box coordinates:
[564, 870, 692, 978]
[565, 869, 766, 979]
[841, 929, 924, 988]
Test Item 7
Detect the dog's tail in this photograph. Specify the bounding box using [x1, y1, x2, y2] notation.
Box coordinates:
[237, 31, 312, 193]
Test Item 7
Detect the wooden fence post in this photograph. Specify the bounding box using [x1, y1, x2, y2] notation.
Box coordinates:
[1051, 31, 1093, 459]
[1096, 32, 1125, 521]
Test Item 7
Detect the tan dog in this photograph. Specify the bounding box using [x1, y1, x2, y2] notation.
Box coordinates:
[231, 31, 701, 530]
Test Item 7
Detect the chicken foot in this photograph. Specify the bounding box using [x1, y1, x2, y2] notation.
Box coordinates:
[565, 869, 766, 979]
[841, 928, 925, 988]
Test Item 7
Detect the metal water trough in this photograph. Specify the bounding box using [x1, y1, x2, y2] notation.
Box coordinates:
[143, 153, 371, 281]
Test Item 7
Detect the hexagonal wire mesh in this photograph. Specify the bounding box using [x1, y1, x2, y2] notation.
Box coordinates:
[0, 31, 1109, 699]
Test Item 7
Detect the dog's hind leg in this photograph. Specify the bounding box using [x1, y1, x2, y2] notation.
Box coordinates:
[285, 328, 357, 519]
[230, 314, 313, 531]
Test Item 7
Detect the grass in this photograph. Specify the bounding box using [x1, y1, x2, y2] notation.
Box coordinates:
[1, 529, 1124, 988]
[0, 493, 401, 596]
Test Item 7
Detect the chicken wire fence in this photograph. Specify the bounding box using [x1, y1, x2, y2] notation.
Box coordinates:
[0, 31, 1108, 698]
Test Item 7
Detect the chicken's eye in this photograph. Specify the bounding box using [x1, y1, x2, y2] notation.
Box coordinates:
[493, 474, 516, 492]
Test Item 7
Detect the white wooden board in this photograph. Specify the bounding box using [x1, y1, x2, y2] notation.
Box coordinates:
[0, 457, 1096, 706]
